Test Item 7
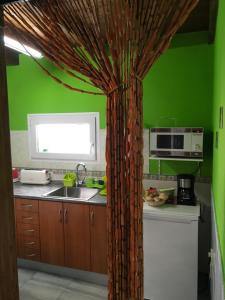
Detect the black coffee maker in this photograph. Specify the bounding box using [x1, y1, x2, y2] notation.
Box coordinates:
[177, 174, 196, 206]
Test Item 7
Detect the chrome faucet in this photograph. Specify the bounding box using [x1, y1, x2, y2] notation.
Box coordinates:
[75, 162, 87, 186]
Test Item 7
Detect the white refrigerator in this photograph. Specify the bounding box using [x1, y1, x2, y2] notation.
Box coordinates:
[143, 203, 200, 300]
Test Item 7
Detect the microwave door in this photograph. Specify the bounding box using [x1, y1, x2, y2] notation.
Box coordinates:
[150, 133, 188, 153]
[157, 135, 172, 150]
[150, 133, 173, 152]
[156, 134, 185, 151]
[171, 135, 184, 150]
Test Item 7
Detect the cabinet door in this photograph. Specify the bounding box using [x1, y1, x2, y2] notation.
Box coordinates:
[39, 201, 64, 266]
[64, 203, 91, 271]
[90, 205, 107, 274]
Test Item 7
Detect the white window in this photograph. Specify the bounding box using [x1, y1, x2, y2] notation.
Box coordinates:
[28, 113, 100, 161]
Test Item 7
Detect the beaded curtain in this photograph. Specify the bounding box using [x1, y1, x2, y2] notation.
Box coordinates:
[4, 1, 199, 298]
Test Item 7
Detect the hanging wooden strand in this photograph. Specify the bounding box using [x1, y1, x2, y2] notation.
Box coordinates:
[5, 1, 110, 88]
[4, 9, 96, 78]
[4, 1, 200, 299]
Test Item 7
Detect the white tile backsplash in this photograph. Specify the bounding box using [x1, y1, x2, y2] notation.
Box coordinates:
[10, 129, 149, 173]
[10, 129, 211, 205]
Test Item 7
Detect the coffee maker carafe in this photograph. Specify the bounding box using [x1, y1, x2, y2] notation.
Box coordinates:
[177, 174, 196, 206]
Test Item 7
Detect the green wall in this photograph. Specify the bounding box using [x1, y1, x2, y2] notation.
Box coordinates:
[7, 58, 106, 129]
[144, 37, 213, 176]
[212, 0, 225, 281]
[7, 32, 213, 176]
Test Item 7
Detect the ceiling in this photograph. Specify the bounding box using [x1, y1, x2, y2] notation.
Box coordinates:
[3, 0, 218, 65]
[5, 48, 19, 66]
[178, 0, 218, 43]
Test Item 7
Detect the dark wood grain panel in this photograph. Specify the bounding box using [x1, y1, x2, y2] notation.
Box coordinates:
[39, 201, 65, 266]
[0, 6, 19, 300]
[2, 0, 25, 4]
[5, 48, 19, 66]
[64, 203, 91, 271]
[208, 0, 218, 43]
[179, 0, 210, 33]
[90, 205, 107, 274]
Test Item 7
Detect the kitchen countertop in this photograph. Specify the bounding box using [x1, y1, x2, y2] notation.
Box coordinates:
[13, 181, 107, 205]
[14, 182, 200, 220]
[143, 202, 200, 222]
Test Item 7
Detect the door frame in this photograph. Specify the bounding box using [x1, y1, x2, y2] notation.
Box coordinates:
[0, 5, 19, 300]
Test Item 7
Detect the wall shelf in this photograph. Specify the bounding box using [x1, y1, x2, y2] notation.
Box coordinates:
[149, 156, 204, 162]
[149, 156, 203, 177]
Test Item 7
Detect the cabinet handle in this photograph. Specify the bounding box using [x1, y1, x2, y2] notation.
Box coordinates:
[64, 208, 68, 224]
[26, 254, 37, 257]
[22, 217, 33, 220]
[59, 208, 63, 223]
[21, 204, 33, 208]
[25, 242, 35, 245]
[90, 209, 94, 225]
[25, 229, 35, 232]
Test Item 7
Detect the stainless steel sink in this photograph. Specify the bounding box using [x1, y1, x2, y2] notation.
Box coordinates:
[43, 187, 98, 201]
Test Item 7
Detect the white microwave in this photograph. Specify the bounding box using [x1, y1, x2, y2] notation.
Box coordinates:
[150, 127, 203, 159]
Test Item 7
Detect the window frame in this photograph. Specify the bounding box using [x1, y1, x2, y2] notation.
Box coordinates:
[28, 112, 100, 162]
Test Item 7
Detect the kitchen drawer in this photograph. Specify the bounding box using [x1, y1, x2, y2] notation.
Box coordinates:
[18, 235, 40, 249]
[18, 239, 40, 254]
[16, 211, 39, 225]
[20, 248, 40, 261]
[15, 198, 38, 213]
[17, 223, 40, 238]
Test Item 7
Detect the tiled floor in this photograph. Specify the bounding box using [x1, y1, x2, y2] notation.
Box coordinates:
[19, 268, 210, 300]
[18, 269, 107, 300]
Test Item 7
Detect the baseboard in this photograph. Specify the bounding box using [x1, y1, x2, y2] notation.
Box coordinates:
[211, 196, 224, 300]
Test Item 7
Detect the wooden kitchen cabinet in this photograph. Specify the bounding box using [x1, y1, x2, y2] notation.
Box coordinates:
[15, 198, 107, 274]
[39, 201, 65, 266]
[64, 203, 91, 271]
[15, 198, 41, 261]
[90, 205, 107, 274]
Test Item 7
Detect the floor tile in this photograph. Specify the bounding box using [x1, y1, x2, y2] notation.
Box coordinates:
[68, 280, 107, 297]
[21, 280, 64, 300]
[18, 268, 35, 289]
[33, 271, 73, 288]
[58, 290, 105, 300]
[18, 268, 107, 300]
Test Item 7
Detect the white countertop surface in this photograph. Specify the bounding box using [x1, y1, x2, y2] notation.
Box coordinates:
[143, 202, 200, 222]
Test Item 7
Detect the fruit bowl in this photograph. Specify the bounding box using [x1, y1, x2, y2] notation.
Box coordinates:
[146, 198, 166, 207]
[144, 187, 169, 207]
